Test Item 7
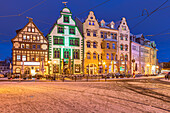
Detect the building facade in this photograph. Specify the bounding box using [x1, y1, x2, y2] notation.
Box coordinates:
[130, 34, 158, 74]
[11, 18, 49, 76]
[47, 7, 83, 75]
[0, 60, 10, 75]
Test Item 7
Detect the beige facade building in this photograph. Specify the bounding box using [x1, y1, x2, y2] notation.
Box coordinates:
[11, 18, 49, 76]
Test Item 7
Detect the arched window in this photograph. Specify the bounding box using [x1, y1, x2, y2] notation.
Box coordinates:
[16, 68, 21, 74]
[93, 53, 97, 59]
[125, 45, 128, 51]
[112, 43, 115, 49]
[106, 53, 109, 60]
[120, 54, 124, 61]
[120, 44, 123, 50]
[125, 55, 128, 61]
[87, 41, 91, 48]
[87, 52, 91, 59]
[93, 42, 97, 48]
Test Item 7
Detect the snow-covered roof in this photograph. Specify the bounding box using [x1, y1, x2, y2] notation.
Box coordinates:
[104, 38, 117, 42]
[135, 34, 143, 38]
[114, 20, 121, 29]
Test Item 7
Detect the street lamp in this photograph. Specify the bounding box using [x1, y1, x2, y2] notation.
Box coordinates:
[132, 59, 135, 78]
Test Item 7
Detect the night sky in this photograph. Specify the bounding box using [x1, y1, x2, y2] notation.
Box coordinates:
[0, 0, 169, 62]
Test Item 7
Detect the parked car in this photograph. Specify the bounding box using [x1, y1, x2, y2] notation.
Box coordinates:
[165, 72, 170, 80]
[0, 74, 4, 78]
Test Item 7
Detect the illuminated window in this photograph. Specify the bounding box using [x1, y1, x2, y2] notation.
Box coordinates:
[33, 36, 36, 41]
[32, 28, 35, 32]
[93, 53, 97, 59]
[28, 28, 31, 32]
[120, 55, 124, 61]
[101, 23, 104, 26]
[23, 35, 26, 40]
[87, 52, 91, 59]
[22, 55, 26, 61]
[36, 56, 39, 61]
[26, 44, 29, 49]
[111, 24, 114, 28]
[27, 35, 30, 40]
[37, 36, 40, 40]
[17, 55, 21, 61]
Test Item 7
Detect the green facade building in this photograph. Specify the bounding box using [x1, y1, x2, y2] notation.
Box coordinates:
[47, 6, 84, 75]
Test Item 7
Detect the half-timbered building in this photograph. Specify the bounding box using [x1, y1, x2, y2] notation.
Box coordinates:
[11, 18, 49, 76]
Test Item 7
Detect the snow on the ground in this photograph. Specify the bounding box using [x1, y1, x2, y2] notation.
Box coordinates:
[0, 81, 169, 113]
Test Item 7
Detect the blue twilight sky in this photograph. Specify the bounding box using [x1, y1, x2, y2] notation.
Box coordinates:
[0, 0, 169, 62]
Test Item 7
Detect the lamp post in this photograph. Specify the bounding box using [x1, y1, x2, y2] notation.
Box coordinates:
[132, 59, 135, 78]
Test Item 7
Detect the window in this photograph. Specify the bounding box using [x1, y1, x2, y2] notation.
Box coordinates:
[31, 56, 35, 61]
[104, 33, 107, 38]
[28, 27, 31, 32]
[27, 35, 30, 40]
[92, 22, 95, 25]
[58, 26, 64, 33]
[93, 42, 96, 48]
[87, 42, 91, 48]
[89, 22, 91, 25]
[93, 31, 97, 37]
[114, 34, 117, 40]
[87, 52, 91, 59]
[64, 16, 69, 23]
[122, 26, 126, 30]
[70, 39, 73, 45]
[87, 30, 90, 36]
[120, 34, 123, 40]
[120, 55, 124, 61]
[33, 36, 36, 41]
[26, 44, 29, 49]
[101, 54, 103, 60]
[90, 17, 93, 19]
[74, 51, 79, 59]
[111, 53, 114, 60]
[32, 28, 35, 32]
[54, 51, 60, 58]
[112, 43, 115, 49]
[101, 32, 103, 38]
[23, 35, 26, 40]
[75, 40, 79, 46]
[70, 28, 75, 34]
[32, 45, 36, 49]
[107, 43, 109, 49]
[125, 35, 128, 41]
[37, 45, 40, 49]
[101, 23, 104, 26]
[120, 44, 123, 50]
[21, 44, 25, 48]
[64, 51, 69, 58]
[54, 37, 64, 45]
[125, 55, 128, 61]
[37, 36, 40, 41]
[22, 55, 26, 61]
[111, 33, 113, 39]
[93, 53, 96, 59]
[125, 45, 128, 51]
[17, 55, 21, 61]
[115, 55, 117, 60]
[106, 53, 109, 60]
[111, 24, 114, 28]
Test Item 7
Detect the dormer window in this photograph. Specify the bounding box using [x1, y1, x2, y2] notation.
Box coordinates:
[111, 24, 114, 28]
[101, 23, 104, 27]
